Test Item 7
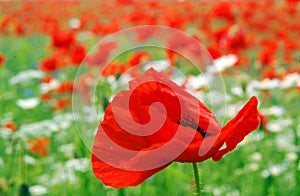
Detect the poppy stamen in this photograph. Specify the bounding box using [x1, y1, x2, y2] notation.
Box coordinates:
[176, 114, 207, 137]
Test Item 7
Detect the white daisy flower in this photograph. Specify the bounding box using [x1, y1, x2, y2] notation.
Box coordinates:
[29, 185, 48, 195]
[9, 69, 45, 85]
[69, 18, 81, 29]
[16, 97, 40, 109]
[207, 54, 238, 74]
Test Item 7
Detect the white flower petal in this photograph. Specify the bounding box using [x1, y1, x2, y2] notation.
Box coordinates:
[207, 54, 238, 74]
[9, 69, 45, 85]
[143, 60, 170, 72]
[69, 18, 81, 29]
[16, 98, 40, 109]
[29, 185, 48, 195]
[40, 79, 60, 93]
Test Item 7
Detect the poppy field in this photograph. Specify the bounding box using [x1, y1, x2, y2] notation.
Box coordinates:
[1, 1, 300, 196]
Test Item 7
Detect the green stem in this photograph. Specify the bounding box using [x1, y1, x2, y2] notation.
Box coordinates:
[192, 162, 201, 196]
[117, 188, 125, 196]
[293, 125, 300, 194]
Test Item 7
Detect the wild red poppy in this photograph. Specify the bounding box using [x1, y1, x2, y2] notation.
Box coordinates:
[92, 20, 120, 36]
[259, 46, 277, 66]
[211, 2, 235, 22]
[28, 137, 50, 156]
[163, 14, 185, 29]
[128, 51, 151, 67]
[70, 44, 86, 65]
[39, 56, 58, 72]
[207, 47, 222, 60]
[52, 98, 70, 111]
[51, 31, 75, 49]
[213, 25, 247, 53]
[92, 68, 260, 188]
[41, 93, 52, 102]
[42, 15, 59, 34]
[57, 81, 74, 93]
[40, 75, 53, 84]
[262, 68, 277, 79]
[166, 33, 206, 66]
[0, 54, 5, 66]
[102, 62, 126, 77]
[4, 121, 17, 131]
[86, 42, 118, 67]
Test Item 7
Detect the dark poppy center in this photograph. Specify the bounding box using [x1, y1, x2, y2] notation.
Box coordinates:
[176, 114, 207, 137]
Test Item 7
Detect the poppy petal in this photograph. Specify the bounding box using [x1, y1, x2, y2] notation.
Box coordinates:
[92, 124, 172, 188]
[212, 96, 260, 161]
[92, 154, 170, 188]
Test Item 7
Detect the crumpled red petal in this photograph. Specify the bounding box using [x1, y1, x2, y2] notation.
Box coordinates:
[212, 96, 260, 161]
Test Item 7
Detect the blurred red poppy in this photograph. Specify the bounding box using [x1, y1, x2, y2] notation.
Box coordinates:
[51, 31, 75, 49]
[57, 81, 73, 93]
[0, 54, 6, 66]
[92, 69, 260, 188]
[70, 44, 86, 65]
[262, 68, 277, 79]
[28, 138, 50, 156]
[86, 42, 117, 67]
[39, 56, 58, 72]
[207, 47, 222, 60]
[102, 62, 126, 77]
[4, 121, 17, 131]
[52, 98, 70, 111]
[211, 2, 235, 22]
[128, 51, 151, 67]
[259, 41, 278, 66]
[214, 25, 247, 53]
[41, 93, 52, 102]
[40, 75, 53, 83]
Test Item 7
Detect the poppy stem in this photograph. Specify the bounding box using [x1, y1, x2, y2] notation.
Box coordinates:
[192, 162, 202, 196]
[117, 188, 125, 196]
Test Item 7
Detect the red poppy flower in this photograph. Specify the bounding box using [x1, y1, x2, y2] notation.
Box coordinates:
[259, 46, 277, 66]
[86, 42, 118, 67]
[211, 2, 235, 22]
[163, 14, 185, 29]
[128, 51, 151, 67]
[0, 54, 6, 66]
[134, 26, 157, 42]
[166, 33, 206, 65]
[214, 25, 247, 53]
[52, 98, 70, 111]
[92, 68, 260, 188]
[51, 31, 75, 49]
[70, 45, 86, 65]
[4, 121, 17, 131]
[262, 68, 277, 79]
[92, 20, 120, 36]
[40, 75, 53, 84]
[102, 62, 126, 77]
[39, 57, 58, 72]
[42, 16, 59, 34]
[28, 137, 50, 156]
[41, 93, 52, 102]
[15, 23, 25, 35]
[207, 47, 222, 60]
[57, 81, 74, 93]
